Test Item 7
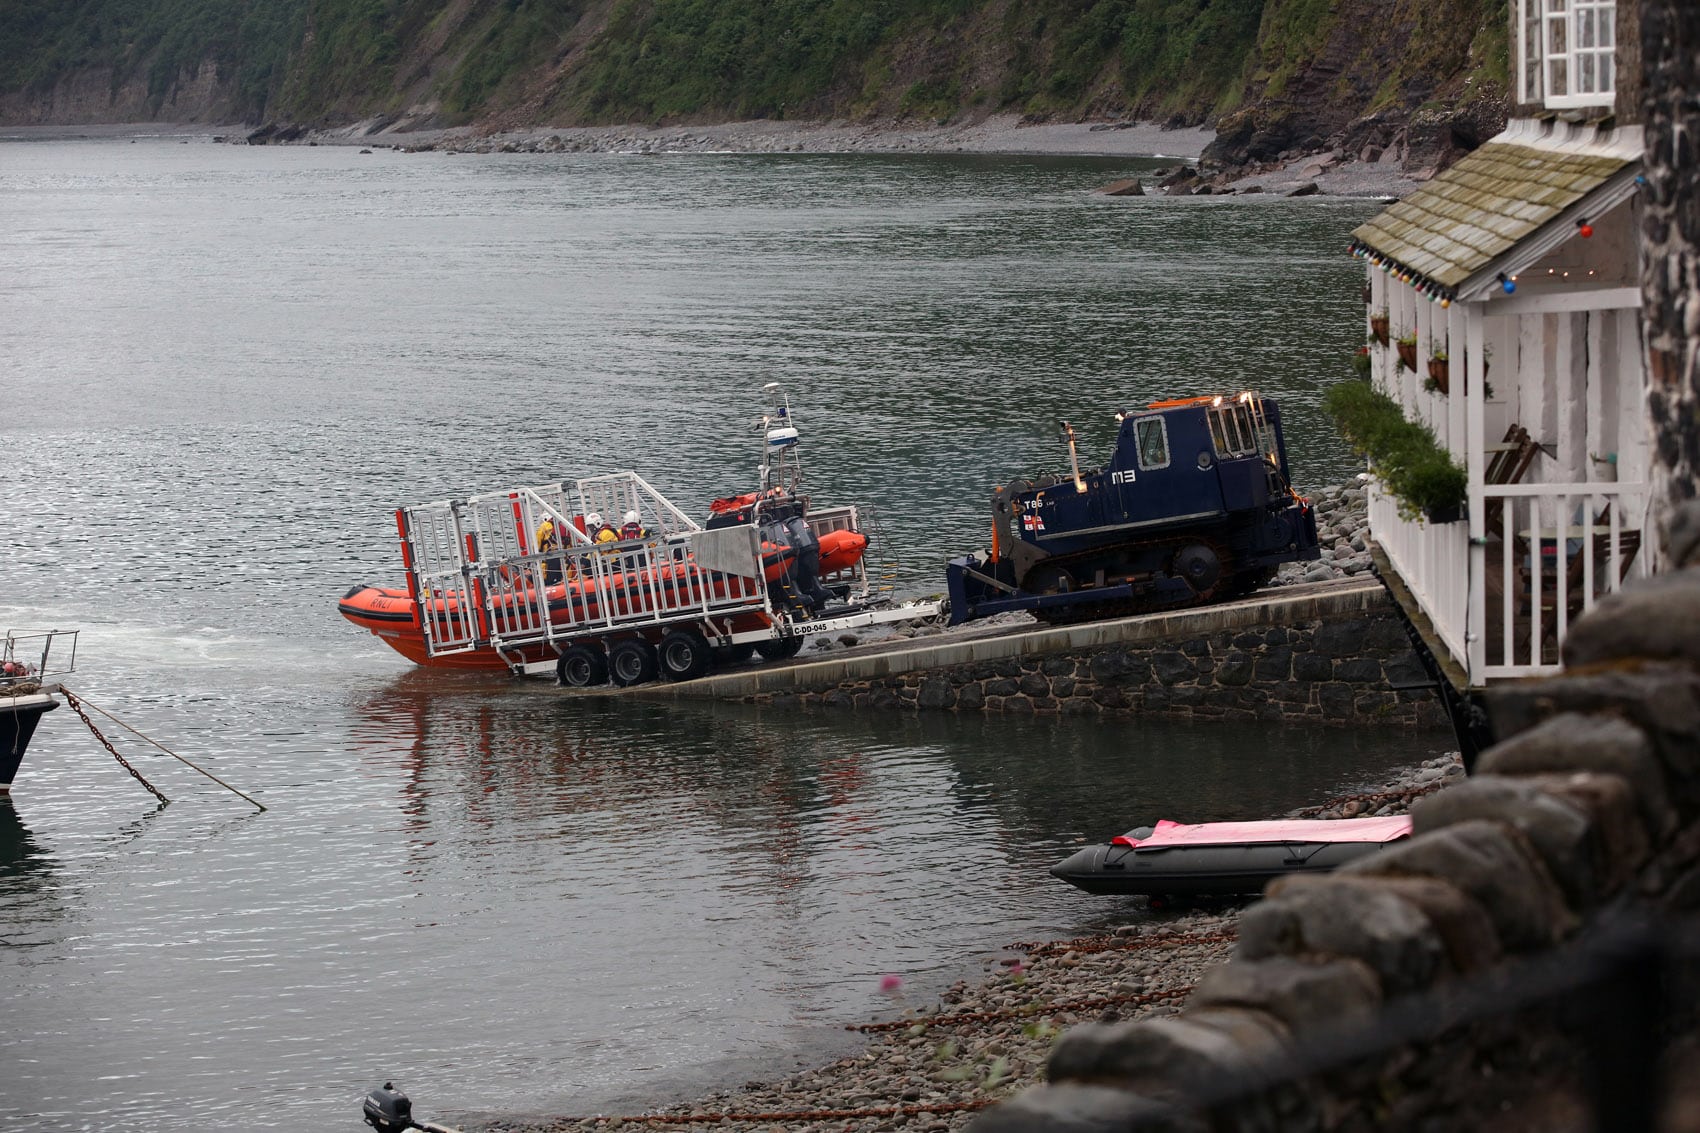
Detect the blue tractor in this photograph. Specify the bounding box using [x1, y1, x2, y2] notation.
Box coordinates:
[945, 392, 1321, 625]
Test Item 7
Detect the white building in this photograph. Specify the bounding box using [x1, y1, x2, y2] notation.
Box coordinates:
[1349, 0, 1650, 688]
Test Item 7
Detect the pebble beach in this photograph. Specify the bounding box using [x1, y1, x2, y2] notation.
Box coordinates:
[478, 752, 1463, 1133]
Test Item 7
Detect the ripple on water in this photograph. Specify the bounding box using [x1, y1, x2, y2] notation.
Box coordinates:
[1, 140, 1411, 1131]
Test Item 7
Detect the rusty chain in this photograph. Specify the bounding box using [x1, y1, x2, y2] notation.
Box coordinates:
[62, 689, 170, 805]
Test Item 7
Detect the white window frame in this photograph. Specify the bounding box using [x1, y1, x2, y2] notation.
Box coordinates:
[1133, 416, 1171, 471]
[1518, 0, 1617, 110]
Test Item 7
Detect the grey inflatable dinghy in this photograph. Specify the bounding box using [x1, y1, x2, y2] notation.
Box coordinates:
[1051, 816, 1412, 898]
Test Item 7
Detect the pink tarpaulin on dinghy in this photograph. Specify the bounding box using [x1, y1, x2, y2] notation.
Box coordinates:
[1111, 816, 1412, 849]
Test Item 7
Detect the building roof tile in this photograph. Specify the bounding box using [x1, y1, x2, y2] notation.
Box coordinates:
[1351, 139, 1632, 293]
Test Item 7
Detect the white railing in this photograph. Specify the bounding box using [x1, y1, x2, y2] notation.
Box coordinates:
[1368, 487, 1472, 666]
[1371, 481, 1649, 684]
[1477, 481, 1649, 679]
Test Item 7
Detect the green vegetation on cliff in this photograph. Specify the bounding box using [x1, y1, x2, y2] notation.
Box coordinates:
[536, 0, 1267, 124]
[258, 0, 1271, 125]
[1, 0, 307, 118]
[2, 0, 1505, 157]
[267, 0, 1269, 126]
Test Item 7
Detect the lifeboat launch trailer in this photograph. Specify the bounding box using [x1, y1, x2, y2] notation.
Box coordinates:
[343, 387, 942, 686]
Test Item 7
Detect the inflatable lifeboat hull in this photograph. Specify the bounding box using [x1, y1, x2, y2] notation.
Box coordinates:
[1050, 816, 1412, 898]
[816, 529, 868, 576]
[338, 582, 781, 671]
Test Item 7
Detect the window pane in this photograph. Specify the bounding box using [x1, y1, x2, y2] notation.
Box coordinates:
[1136, 419, 1167, 469]
[1549, 56, 1569, 97]
[1229, 408, 1253, 455]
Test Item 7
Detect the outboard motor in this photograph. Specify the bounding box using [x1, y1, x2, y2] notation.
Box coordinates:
[782, 516, 833, 610]
[363, 1083, 459, 1133]
[363, 1083, 413, 1132]
[759, 518, 812, 615]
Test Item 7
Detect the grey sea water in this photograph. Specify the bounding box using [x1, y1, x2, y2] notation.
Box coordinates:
[0, 133, 1439, 1130]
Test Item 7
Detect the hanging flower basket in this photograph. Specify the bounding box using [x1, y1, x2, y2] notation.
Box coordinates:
[1426, 356, 1450, 395]
[1369, 312, 1391, 346]
[1396, 337, 1418, 371]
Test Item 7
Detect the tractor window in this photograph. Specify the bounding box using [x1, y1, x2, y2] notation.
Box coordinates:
[1134, 416, 1169, 470]
[1209, 404, 1259, 458]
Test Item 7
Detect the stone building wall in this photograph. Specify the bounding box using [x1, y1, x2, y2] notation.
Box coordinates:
[968, 510, 1700, 1133]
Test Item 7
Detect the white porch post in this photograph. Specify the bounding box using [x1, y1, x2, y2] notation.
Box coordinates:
[1445, 304, 1467, 462]
[1586, 313, 1607, 481]
[1464, 303, 1487, 683]
[1421, 292, 1434, 433]
[1554, 312, 1584, 481]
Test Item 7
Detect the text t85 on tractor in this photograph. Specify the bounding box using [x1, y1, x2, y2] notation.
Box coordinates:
[945, 392, 1321, 625]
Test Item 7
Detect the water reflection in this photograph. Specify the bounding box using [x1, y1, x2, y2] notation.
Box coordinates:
[0, 799, 63, 948]
[352, 672, 1441, 879]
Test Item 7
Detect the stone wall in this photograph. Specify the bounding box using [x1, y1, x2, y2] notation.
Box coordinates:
[748, 590, 1447, 730]
[968, 509, 1700, 1132]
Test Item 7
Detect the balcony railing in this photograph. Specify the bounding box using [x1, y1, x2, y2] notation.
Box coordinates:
[1478, 481, 1648, 679]
[1370, 481, 1648, 684]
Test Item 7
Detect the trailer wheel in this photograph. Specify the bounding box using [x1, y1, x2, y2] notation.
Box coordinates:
[557, 644, 609, 688]
[658, 629, 712, 682]
[755, 636, 805, 661]
[608, 639, 659, 687]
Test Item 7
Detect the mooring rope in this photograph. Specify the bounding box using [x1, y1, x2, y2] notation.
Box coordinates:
[61, 688, 170, 806]
[60, 687, 266, 811]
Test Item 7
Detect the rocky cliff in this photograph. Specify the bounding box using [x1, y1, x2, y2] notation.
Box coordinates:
[1, 0, 1508, 173]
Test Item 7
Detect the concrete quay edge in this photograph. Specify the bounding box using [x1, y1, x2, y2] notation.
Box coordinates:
[618, 577, 1390, 702]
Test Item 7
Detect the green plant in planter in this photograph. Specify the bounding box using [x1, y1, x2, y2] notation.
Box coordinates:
[1351, 344, 1372, 377]
[1425, 348, 1494, 398]
[1395, 330, 1419, 371]
[1369, 309, 1391, 346]
[1324, 380, 1467, 522]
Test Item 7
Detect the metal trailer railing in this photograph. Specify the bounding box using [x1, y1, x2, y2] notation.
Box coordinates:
[392, 473, 918, 675]
[399, 481, 777, 663]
